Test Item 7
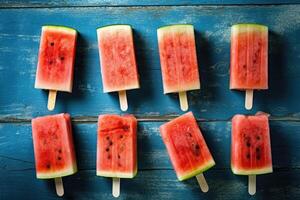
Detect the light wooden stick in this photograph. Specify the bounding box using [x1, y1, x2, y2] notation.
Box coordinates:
[54, 177, 64, 197]
[118, 91, 128, 111]
[245, 90, 253, 110]
[179, 91, 188, 111]
[196, 173, 209, 193]
[112, 177, 120, 198]
[248, 175, 256, 195]
[48, 90, 57, 111]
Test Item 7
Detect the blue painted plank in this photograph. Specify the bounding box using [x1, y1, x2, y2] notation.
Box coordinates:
[0, 5, 300, 119]
[0, 0, 300, 8]
[0, 121, 299, 171]
[1, 121, 300, 199]
[0, 169, 299, 199]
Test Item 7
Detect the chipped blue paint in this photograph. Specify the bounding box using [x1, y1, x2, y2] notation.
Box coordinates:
[0, 1, 300, 199]
[0, 5, 300, 119]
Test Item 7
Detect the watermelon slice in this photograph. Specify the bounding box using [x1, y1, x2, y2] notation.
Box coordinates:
[97, 25, 139, 93]
[31, 113, 77, 179]
[231, 113, 273, 175]
[230, 24, 268, 90]
[97, 114, 137, 178]
[35, 25, 77, 92]
[157, 24, 200, 94]
[160, 112, 215, 181]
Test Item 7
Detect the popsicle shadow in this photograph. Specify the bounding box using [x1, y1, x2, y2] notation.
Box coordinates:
[127, 28, 155, 112]
[257, 121, 293, 199]
[63, 122, 97, 199]
[193, 30, 220, 107]
[258, 30, 287, 112]
[60, 33, 91, 111]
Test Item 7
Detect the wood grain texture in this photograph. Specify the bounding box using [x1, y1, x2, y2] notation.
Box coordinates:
[0, 5, 300, 120]
[1, 121, 299, 170]
[1, 1, 300, 199]
[0, 0, 300, 8]
[0, 121, 299, 199]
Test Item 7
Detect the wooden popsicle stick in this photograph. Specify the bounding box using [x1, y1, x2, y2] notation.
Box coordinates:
[118, 91, 128, 111]
[179, 91, 188, 111]
[48, 90, 57, 111]
[196, 173, 209, 193]
[112, 177, 120, 198]
[248, 175, 256, 195]
[54, 177, 64, 197]
[245, 90, 253, 110]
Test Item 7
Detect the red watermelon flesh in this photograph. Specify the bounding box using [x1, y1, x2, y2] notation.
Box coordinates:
[160, 112, 215, 181]
[35, 26, 77, 92]
[230, 24, 268, 90]
[97, 114, 137, 178]
[31, 113, 77, 179]
[231, 114, 272, 175]
[97, 25, 140, 93]
[157, 25, 200, 94]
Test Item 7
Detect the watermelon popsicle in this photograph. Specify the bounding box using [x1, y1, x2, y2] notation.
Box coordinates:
[160, 112, 215, 192]
[97, 114, 137, 197]
[231, 113, 272, 195]
[97, 25, 140, 111]
[35, 26, 77, 111]
[32, 113, 77, 196]
[157, 25, 200, 111]
[230, 24, 268, 110]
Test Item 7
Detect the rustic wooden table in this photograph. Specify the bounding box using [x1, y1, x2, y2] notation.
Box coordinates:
[0, 0, 300, 199]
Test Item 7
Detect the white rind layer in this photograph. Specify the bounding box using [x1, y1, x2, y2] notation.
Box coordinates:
[36, 165, 77, 179]
[231, 165, 273, 175]
[96, 169, 137, 179]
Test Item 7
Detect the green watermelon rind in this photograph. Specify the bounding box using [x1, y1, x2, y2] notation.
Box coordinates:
[36, 165, 77, 179]
[96, 24, 132, 31]
[96, 168, 137, 179]
[42, 25, 77, 34]
[231, 23, 268, 33]
[177, 160, 215, 181]
[231, 165, 273, 175]
[157, 24, 194, 32]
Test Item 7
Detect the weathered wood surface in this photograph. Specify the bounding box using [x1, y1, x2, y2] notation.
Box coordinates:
[0, 121, 300, 199]
[0, 5, 300, 120]
[0, 1, 300, 199]
[0, 0, 299, 8]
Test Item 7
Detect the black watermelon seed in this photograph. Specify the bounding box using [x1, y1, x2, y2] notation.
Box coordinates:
[105, 148, 109, 152]
[58, 149, 62, 153]
[50, 42, 54, 46]
[118, 155, 121, 159]
[195, 144, 200, 150]
[256, 136, 261, 140]
[106, 136, 110, 140]
[60, 57, 64, 61]
[46, 164, 51, 169]
[49, 61, 53, 65]
[109, 141, 113, 146]
[107, 155, 111, 159]
[246, 154, 250, 159]
[257, 155, 261, 160]
[120, 135, 123, 139]
[57, 156, 62, 161]
[256, 147, 260, 152]
[188, 132, 192, 137]
[246, 142, 251, 147]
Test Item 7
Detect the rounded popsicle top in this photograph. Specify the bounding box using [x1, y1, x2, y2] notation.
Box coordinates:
[157, 24, 194, 31]
[42, 25, 77, 35]
[231, 23, 268, 34]
[96, 24, 132, 31]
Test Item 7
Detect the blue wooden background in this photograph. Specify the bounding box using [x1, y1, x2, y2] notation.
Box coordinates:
[0, 0, 300, 199]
